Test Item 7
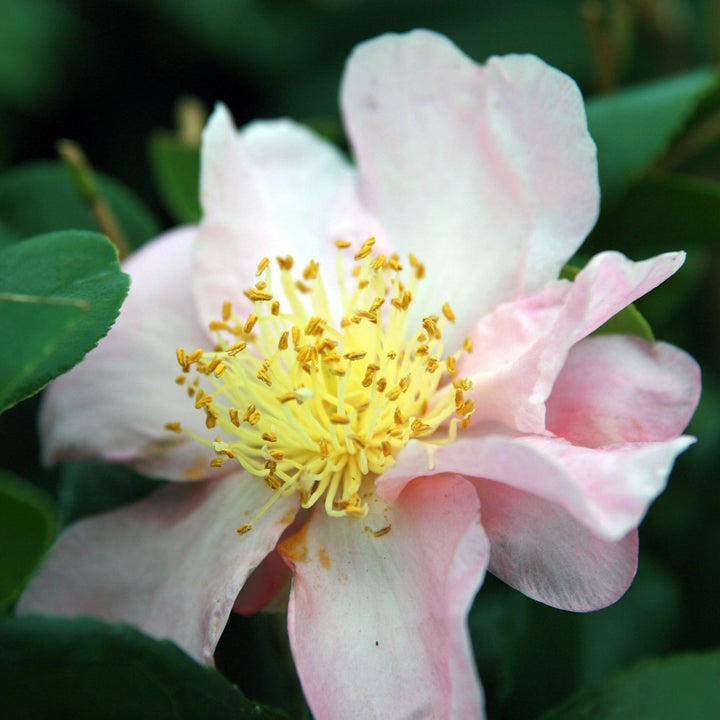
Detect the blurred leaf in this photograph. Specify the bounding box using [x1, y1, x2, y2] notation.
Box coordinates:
[0, 616, 291, 719]
[148, 131, 201, 224]
[592, 172, 720, 254]
[0, 232, 129, 413]
[560, 265, 654, 341]
[539, 650, 720, 720]
[0, 294, 85, 413]
[57, 462, 163, 527]
[0, 469, 56, 612]
[475, 558, 680, 720]
[587, 173, 713, 327]
[586, 68, 718, 205]
[0, 0, 84, 112]
[0, 161, 160, 250]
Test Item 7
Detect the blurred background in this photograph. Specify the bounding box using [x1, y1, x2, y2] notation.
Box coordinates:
[1, 1, 720, 719]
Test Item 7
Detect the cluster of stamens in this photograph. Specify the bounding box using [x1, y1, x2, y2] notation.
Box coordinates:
[167, 238, 475, 533]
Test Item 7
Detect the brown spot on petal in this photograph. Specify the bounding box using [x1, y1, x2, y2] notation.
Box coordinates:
[318, 547, 330, 569]
[279, 522, 309, 564]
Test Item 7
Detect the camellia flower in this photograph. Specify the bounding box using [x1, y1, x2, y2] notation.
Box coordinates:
[19, 30, 700, 720]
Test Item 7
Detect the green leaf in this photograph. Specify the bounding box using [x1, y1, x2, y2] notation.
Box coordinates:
[539, 650, 720, 720]
[0, 470, 57, 612]
[0, 231, 129, 413]
[0, 161, 161, 251]
[0, 616, 291, 719]
[0, 294, 86, 413]
[560, 265, 653, 341]
[148, 131, 202, 224]
[586, 68, 719, 205]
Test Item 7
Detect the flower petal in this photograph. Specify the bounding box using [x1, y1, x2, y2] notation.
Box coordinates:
[472, 477, 638, 611]
[341, 30, 599, 344]
[457, 250, 687, 434]
[17, 473, 299, 664]
[546, 334, 701, 447]
[281, 474, 488, 720]
[376, 433, 694, 541]
[193, 105, 356, 327]
[40, 226, 220, 480]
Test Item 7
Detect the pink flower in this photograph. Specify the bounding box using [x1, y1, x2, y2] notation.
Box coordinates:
[19, 30, 700, 720]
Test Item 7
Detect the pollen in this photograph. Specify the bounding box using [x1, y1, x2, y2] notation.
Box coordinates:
[172, 240, 474, 529]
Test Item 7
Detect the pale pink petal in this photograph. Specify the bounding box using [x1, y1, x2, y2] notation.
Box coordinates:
[17, 473, 299, 664]
[547, 335, 701, 447]
[472, 477, 638, 611]
[341, 30, 599, 346]
[40, 227, 221, 480]
[457, 250, 686, 434]
[376, 433, 694, 541]
[282, 474, 488, 720]
[193, 105, 356, 328]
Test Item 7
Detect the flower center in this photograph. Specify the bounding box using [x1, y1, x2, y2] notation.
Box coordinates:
[169, 238, 474, 532]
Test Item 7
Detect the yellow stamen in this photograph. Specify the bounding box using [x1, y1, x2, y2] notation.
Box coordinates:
[173, 241, 474, 529]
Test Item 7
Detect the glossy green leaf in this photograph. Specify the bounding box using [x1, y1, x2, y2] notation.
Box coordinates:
[560, 265, 653, 341]
[540, 650, 720, 720]
[0, 161, 160, 251]
[0, 294, 85, 413]
[0, 231, 129, 413]
[0, 616, 291, 719]
[586, 68, 718, 205]
[0, 470, 57, 611]
[148, 131, 201, 224]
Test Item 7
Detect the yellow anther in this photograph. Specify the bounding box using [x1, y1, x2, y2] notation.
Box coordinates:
[442, 302, 456, 323]
[463, 337, 474, 353]
[262, 432, 278, 442]
[271, 300, 280, 316]
[295, 280, 311, 293]
[278, 331, 289, 350]
[335, 240, 351, 248]
[343, 351, 367, 361]
[256, 257, 269, 276]
[210, 458, 224, 467]
[446, 356, 456, 372]
[227, 342, 246, 356]
[175, 375, 186, 385]
[277, 255, 294, 271]
[303, 260, 319, 281]
[330, 413, 351, 425]
[164, 422, 182, 433]
[222, 301, 232, 321]
[237, 524, 253, 535]
[245, 288, 273, 302]
[243, 315, 258, 334]
[208, 321, 231, 332]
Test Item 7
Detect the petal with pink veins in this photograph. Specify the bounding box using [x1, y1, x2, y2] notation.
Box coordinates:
[341, 30, 599, 346]
[40, 226, 220, 480]
[193, 106, 358, 328]
[471, 477, 638, 611]
[17, 473, 299, 664]
[547, 334, 701, 447]
[457, 250, 687, 434]
[376, 433, 694, 541]
[281, 474, 488, 720]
